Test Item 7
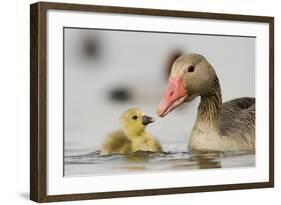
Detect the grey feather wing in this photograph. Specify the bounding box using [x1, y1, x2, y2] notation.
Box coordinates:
[219, 97, 255, 148]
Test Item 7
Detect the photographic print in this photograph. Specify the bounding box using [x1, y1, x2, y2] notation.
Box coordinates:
[64, 28, 256, 176]
[30, 2, 274, 202]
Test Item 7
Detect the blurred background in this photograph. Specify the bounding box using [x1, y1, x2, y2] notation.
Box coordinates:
[64, 28, 255, 157]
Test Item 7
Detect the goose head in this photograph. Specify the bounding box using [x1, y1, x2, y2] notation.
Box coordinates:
[157, 54, 216, 117]
[121, 108, 155, 136]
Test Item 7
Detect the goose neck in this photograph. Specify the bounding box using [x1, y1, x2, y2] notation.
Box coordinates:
[196, 75, 222, 131]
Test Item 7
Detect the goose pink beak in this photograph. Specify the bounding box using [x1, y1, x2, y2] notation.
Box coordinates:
[157, 77, 187, 117]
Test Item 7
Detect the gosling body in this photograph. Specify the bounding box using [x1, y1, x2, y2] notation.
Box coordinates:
[101, 108, 162, 155]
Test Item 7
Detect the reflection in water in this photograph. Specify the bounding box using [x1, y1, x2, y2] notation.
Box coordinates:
[125, 152, 150, 162]
[64, 150, 254, 176]
[189, 152, 222, 169]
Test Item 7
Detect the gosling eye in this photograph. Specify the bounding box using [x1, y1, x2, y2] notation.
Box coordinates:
[187, 65, 195, 72]
[132, 115, 138, 120]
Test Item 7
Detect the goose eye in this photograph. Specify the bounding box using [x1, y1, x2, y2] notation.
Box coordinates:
[132, 115, 138, 120]
[187, 65, 195, 72]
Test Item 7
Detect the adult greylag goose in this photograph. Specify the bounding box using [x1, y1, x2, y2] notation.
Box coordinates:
[156, 54, 255, 152]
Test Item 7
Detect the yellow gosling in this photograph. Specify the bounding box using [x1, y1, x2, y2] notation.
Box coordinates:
[101, 108, 162, 156]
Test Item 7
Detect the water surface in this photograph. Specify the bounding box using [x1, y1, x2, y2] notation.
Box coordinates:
[64, 143, 255, 176]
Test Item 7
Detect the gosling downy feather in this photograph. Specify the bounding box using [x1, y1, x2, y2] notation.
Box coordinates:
[157, 53, 255, 152]
[101, 108, 162, 156]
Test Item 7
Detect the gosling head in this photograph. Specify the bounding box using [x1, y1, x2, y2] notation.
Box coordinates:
[121, 108, 155, 137]
[157, 53, 216, 117]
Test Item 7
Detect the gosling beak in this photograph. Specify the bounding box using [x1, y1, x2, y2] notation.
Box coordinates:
[142, 115, 155, 125]
[156, 77, 187, 117]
